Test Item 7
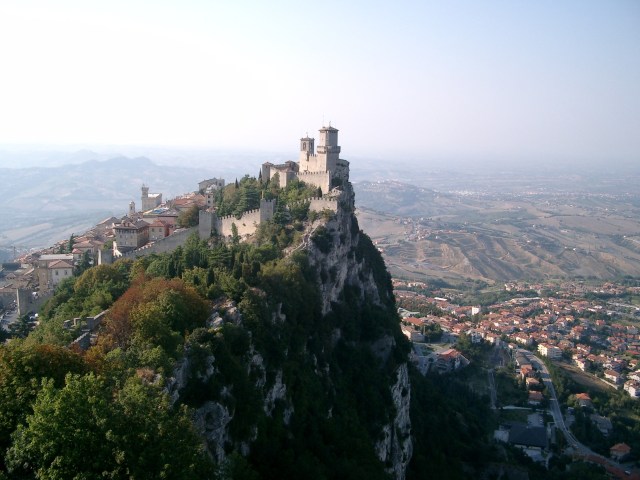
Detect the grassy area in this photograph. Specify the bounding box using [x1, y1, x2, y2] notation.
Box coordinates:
[498, 408, 531, 424]
[552, 361, 614, 394]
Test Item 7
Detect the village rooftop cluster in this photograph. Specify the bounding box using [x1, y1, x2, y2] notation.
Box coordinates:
[395, 278, 640, 399]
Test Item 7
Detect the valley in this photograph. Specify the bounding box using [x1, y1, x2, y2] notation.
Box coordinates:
[355, 175, 640, 284]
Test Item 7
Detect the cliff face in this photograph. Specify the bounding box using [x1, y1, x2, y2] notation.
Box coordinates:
[169, 188, 413, 479]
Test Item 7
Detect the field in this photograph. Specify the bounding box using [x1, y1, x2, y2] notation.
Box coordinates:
[552, 361, 615, 394]
[355, 173, 640, 283]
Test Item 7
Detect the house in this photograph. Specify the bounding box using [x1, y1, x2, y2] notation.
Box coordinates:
[520, 364, 534, 379]
[113, 220, 149, 253]
[526, 377, 541, 390]
[528, 391, 544, 405]
[624, 380, 640, 398]
[429, 348, 470, 374]
[590, 414, 613, 437]
[48, 260, 73, 286]
[514, 333, 533, 346]
[36, 254, 75, 290]
[199, 177, 225, 193]
[538, 343, 562, 359]
[148, 220, 171, 242]
[604, 369, 622, 385]
[575, 357, 590, 372]
[401, 326, 425, 343]
[575, 393, 593, 409]
[507, 424, 548, 463]
[610, 443, 631, 462]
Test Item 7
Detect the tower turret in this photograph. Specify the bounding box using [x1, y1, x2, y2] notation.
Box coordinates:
[317, 126, 340, 173]
[300, 135, 314, 157]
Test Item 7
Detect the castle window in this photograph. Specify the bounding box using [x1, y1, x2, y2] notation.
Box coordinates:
[303, 142, 306, 150]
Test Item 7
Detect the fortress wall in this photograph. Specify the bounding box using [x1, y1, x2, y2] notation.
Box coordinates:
[218, 208, 262, 237]
[121, 227, 197, 259]
[297, 171, 331, 194]
[199, 210, 217, 239]
[309, 197, 339, 213]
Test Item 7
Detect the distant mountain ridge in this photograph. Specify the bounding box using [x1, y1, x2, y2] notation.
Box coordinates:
[0, 156, 218, 250]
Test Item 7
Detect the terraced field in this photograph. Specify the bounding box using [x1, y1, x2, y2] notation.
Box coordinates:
[355, 179, 640, 284]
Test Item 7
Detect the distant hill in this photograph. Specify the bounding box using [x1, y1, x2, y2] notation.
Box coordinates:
[354, 180, 640, 283]
[0, 157, 219, 250]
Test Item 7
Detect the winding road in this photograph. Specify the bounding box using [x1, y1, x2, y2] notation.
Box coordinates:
[519, 349, 639, 479]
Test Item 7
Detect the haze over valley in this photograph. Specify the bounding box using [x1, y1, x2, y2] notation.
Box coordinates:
[3, 152, 640, 287]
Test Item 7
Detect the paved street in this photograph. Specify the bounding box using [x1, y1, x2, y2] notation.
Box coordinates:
[520, 349, 639, 479]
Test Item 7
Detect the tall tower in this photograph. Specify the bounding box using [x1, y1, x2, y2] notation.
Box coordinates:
[141, 185, 149, 211]
[300, 135, 315, 160]
[317, 126, 340, 172]
[129, 201, 136, 217]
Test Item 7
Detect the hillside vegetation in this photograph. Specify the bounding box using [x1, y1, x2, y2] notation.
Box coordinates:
[0, 176, 503, 479]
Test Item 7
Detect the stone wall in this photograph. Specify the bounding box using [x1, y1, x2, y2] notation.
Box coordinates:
[297, 171, 331, 194]
[309, 197, 338, 213]
[120, 227, 197, 260]
[200, 199, 276, 240]
[218, 209, 262, 238]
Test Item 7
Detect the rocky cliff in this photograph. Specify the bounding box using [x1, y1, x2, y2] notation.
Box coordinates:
[168, 185, 413, 479]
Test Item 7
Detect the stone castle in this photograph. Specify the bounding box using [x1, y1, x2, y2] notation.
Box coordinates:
[261, 125, 349, 194]
[199, 125, 349, 239]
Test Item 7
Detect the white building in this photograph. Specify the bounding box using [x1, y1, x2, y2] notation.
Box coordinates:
[538, 343, 562, 359]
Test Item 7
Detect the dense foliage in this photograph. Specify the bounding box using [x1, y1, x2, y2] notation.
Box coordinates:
[0, 174, 550, 478]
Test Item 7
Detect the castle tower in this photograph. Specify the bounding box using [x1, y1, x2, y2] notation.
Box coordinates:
[317, 126, 340, 173]
[140, 183, 149, 208]
[299, 135, 315, 162]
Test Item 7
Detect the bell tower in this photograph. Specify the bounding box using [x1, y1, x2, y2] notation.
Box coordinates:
[299, 135, 315, 162]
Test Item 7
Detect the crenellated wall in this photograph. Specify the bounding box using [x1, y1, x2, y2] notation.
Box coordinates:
[297, 171, 331, 194]
[309, 196, 338, 213]
[200, 198, 277, 240]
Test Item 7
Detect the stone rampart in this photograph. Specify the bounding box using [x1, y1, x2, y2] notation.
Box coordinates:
[218, 208, 262, 237]
[309, 197, 339, 213]
[297, 171, 331, 193]
[120, 227, 197, 259]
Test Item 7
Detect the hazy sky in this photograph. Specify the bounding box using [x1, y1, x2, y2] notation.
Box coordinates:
[0, 0, 638, 165]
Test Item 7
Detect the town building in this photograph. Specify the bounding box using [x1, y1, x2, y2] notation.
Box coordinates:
[141, 185, 162, 212]
[113, 220, 149, 254]
[538, 343, 562, 359]
[36, 254, 74, 290]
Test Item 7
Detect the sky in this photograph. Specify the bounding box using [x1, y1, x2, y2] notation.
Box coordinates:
[0, 0, 638, 167]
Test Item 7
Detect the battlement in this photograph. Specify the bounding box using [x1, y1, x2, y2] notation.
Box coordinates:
[218, 208, 260, 222]
[298, 171, 333, 177]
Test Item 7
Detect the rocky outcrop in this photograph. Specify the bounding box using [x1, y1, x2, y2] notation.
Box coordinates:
[376, 364, 413, 480]
[305, 189, 389, 316]
[303, 189, 413, 480]
[170, 185, 413, 479]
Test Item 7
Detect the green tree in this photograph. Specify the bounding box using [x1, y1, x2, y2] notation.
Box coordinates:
[6, 374, 211, 479]
[0, 343, 86, 452]
[67, 234, 75, 253]
[177, 204, 200, 228]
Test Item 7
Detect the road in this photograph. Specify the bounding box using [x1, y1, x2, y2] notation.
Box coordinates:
[520, 349, 639, 479]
